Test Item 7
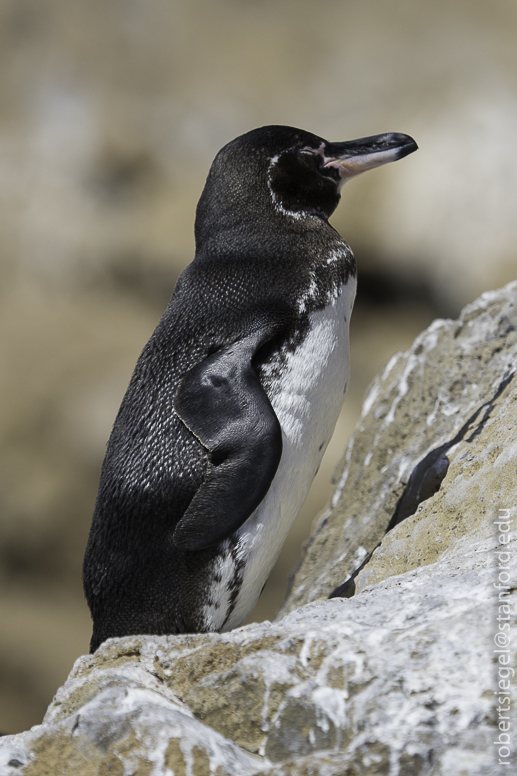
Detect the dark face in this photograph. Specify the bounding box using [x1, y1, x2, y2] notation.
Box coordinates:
[268, 143, 343, 219]
[264, 126, 418, 220]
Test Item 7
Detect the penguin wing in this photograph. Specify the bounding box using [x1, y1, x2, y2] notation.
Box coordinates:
[172, 331, 283, 551]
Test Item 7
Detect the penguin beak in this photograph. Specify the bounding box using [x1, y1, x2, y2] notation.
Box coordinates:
[323, 132, 418, 185]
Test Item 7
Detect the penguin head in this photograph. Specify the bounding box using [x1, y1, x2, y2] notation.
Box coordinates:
[195, 125, 417, 248]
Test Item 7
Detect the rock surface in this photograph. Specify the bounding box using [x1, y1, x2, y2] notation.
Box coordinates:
[2, 283, 517, 775]
[4, 0, 517, 730]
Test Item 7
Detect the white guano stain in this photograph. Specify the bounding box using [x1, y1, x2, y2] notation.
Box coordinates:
[361, 381, 381, 418]
[384, 352, 419, 426]
[384, 319, 448, 427]
[331, 435, 354, 508]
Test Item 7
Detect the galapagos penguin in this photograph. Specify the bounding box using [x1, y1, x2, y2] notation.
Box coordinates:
[83, 125, 417, 651]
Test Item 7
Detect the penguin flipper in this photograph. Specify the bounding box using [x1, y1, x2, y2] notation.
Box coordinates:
[173, 334, 282, 551]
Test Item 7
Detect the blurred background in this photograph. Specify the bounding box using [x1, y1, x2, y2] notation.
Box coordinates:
[1, 0, 516, 733]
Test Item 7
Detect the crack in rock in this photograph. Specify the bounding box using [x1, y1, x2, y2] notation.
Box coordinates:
[329, 370, 514, 599]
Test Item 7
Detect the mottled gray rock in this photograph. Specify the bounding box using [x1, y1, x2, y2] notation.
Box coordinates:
[2, 283, 517, 775]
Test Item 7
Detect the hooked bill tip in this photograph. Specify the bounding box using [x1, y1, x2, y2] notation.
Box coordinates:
[393, 134, 418, 158]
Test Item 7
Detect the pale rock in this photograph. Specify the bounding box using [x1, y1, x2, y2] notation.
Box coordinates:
[2, 283, 517, 775]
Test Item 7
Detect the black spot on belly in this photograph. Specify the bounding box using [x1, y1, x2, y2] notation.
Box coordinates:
[221, 536, 247, 628]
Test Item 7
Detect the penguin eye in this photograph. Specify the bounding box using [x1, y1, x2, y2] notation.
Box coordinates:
[298, 148, 340, 183]
[319, 162, 341, 183]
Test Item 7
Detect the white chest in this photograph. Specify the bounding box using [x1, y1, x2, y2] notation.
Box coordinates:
[203, 278, 357, 631]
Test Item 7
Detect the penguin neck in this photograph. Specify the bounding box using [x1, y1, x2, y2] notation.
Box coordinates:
[194, 178, 332, 263]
